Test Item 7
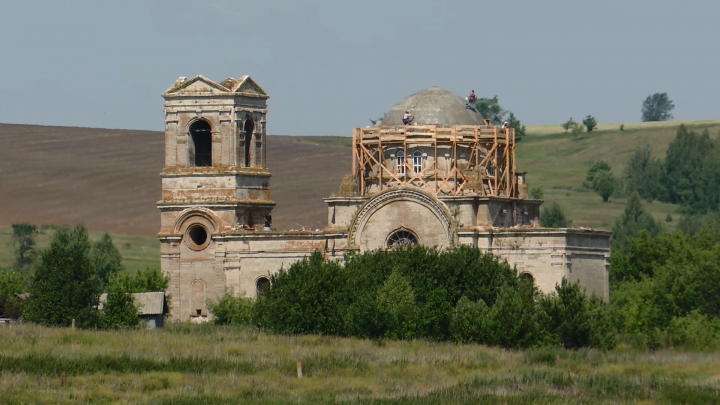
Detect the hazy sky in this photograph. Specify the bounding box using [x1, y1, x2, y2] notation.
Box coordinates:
[0, 1, 718, 136]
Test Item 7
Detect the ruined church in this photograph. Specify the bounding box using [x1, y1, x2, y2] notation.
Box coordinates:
[159, 75, 611, 321]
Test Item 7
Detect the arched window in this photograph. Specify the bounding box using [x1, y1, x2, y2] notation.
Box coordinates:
[243, 115, 254, 167]
[396, 151, 405, 174]
[519, 272, 534, 283]
[191, 279, 206, 316]
[413, 151, 423, 173]
[190, 120, 212, 167]
[386, 228, 419, 248]
[256, 277, 270, 296]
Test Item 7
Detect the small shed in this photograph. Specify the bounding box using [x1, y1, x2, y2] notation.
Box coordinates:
[99, 291, 167, 329]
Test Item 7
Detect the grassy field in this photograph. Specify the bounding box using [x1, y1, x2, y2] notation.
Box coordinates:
[517, 119, 720, 230]
[0, 324, 718, 404]
[0, 226, 159, 273]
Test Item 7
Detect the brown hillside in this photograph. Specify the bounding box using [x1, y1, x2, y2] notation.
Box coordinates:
[0, 124, 350, 235]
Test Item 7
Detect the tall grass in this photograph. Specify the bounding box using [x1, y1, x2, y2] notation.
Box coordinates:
[1, 323, 719, 404]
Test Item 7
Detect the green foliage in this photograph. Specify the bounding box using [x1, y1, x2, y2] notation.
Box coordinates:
[665, 214, 673, 222]
[23, 224, 102, 328]
[11, 222, 37, 268]
[667, 310, 720, 351]
[253, 246, 607, 349]
[473, 95, 506, 125]
[0, 267, 27, 317]
[207, 289, 254, 325]
[582, 115, 598, 132]
[592, 170, 616, 202]
[539, 279, 615, 350]
[561, 118, 576, 133]
[120, 266, 169, 292]
[369, 113, 385, 125]
[376, 270, 418, 339]
[610, 192, 661, 251]
[91, 233, 123, 286]
[449, 296, 489, 344]
[620, 123, 625, 131]
[571, 122, 585, 137]
[541, 202, 571, 228]
[622, 142, 665, 202]
[641, 92, 674, 122]
[100, 275, 140, 330]
[530, 185, 544, 199]
[662, 125, 720, 213]
[585, 161, 612, 184]
[507, 112, 526, 141]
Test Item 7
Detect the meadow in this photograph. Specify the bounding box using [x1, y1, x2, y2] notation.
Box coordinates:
[1, 323, 719, 404]
[0, 226, 159, 274]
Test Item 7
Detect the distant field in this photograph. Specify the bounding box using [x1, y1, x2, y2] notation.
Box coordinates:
[518, 119, 720, 230]
[0, 226, 159, 273]
[1, 324, 718, 404]
[525, 118, 720, 136]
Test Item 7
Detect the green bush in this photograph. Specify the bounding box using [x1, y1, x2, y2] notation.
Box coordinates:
[449, 296, 489, 344]
[208, 289, 254, 325]
[100, 276, 140, 330]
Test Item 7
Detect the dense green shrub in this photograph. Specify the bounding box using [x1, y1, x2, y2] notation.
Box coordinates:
[251, 246, 610, 349]
[207, 289, 254, 325]
[100, 275, 140, 330]
[541, 202, 571, 228]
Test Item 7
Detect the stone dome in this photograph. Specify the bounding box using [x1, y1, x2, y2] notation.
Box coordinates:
[381, 86, 485, 126]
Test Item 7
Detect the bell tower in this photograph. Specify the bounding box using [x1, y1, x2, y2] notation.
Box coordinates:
[158, 75, 274, 320]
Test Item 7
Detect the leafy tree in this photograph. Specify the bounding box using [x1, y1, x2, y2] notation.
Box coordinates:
[208, 289, 254, 325]
[561, 118, 576, 134]
[91, 233, 123, 286]
[530, 185, 544, 199]
[376, 270, 418, 339]
[487, 283, 535, 348]
[473, 96, 506, 125]
[622, 142, 665, 202]
[506, 112, 526, 141]
[611, 192, 661, 251]
[571, 122, 584, 138]
[641, 92, 674, 122]
[120, 266, 169, 292]
[582, 115, 598, 132]
[11, 223, 37, 268]
[662, 125, 720, 213]
[585, 161, 612, 185]
[23, 224, 102, 328]
[593, 170, 616, 202]
[449, 296, 489, 344]
[100, 275, 140, 330]
[541, 202, 571, 228]
[0, 268, 27, 318]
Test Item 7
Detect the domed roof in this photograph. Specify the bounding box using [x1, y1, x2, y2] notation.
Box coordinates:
[381, 86, 485, 126]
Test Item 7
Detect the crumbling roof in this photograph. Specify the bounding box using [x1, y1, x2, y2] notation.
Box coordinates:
[381, 86, 485, 126]
[163, 75, 268, 98]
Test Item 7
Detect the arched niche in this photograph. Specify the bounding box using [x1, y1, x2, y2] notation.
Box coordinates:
[189, 119, 212, 167]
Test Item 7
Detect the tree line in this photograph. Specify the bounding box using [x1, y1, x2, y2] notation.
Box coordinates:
[0, 223, 168, 329]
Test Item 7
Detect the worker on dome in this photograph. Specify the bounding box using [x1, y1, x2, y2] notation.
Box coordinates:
[403, 111, 414, 125]
[467, 90, 476, 105]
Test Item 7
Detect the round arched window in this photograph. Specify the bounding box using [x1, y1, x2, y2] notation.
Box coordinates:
[386, 229, 419, 248]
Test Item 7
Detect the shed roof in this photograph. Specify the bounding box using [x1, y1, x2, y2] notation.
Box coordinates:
[99, 291, 166, 315]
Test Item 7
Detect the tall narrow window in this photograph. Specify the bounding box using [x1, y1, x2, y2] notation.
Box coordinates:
[256, 277, 270, 296]
[396, 151, 405, 174]
[189, 120, 212, 167]
[413, 151, 423, 173]
[244, 115, 254, 167]
[488, 163, 495, 177]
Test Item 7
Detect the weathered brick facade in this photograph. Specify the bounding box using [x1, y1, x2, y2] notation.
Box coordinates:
[159, 76, 610, 322]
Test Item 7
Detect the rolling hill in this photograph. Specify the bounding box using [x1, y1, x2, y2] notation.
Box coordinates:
[1, 119, 718, 271]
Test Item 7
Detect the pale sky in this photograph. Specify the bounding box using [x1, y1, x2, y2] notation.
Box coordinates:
[0, 0, 718, 136]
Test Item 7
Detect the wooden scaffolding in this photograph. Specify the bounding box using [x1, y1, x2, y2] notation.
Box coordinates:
[351, 124, 517, 197]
